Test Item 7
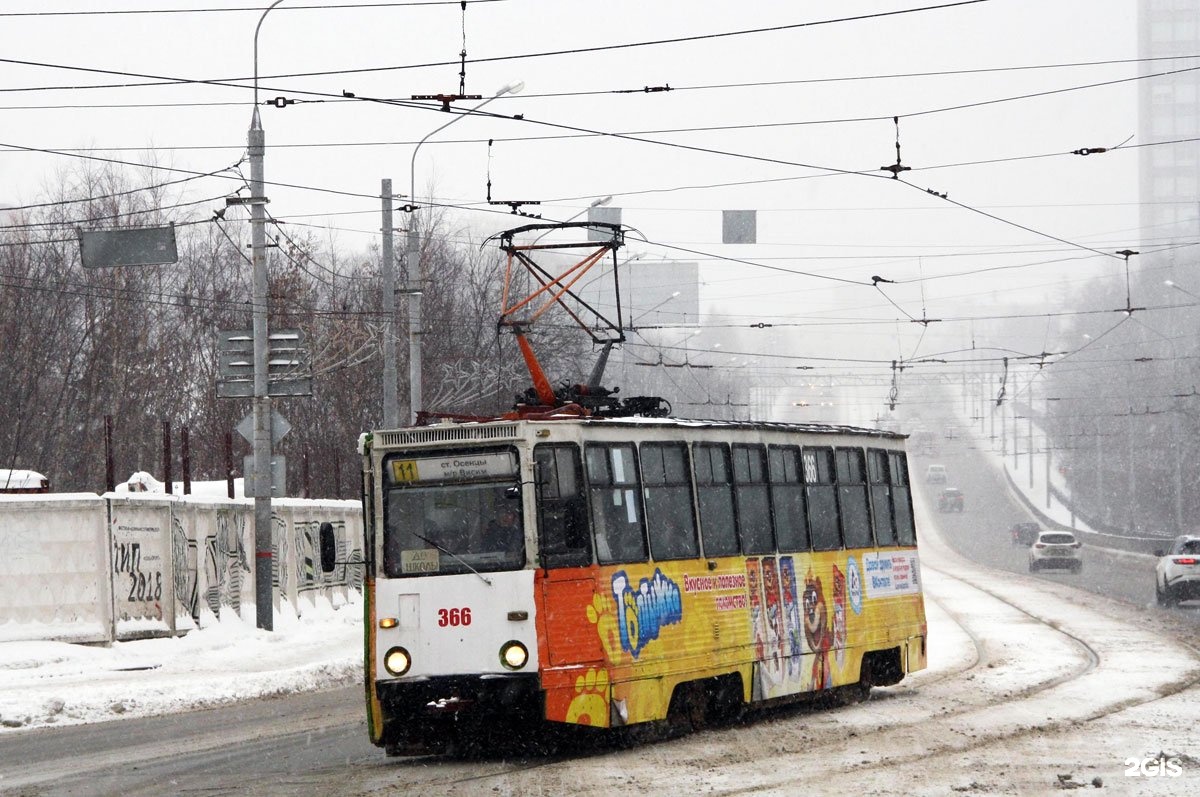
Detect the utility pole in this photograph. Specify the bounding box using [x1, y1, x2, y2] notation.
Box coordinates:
[381, 178, 399, 427]
[247, 0, 285, 631]
[1027, 410, 1034, 489]
[405, 224, 422, 425]
[249, 105, 273, 631]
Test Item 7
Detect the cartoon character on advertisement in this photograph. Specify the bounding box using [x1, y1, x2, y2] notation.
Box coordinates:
[780, 556, 804, 678]
[761, 557, 784, 680]
[831, 563, 847, 668]
[803, 568, 833, 690]
[746, 559, 767, 664]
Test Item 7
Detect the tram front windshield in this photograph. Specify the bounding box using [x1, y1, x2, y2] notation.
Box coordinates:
[381, 450, 525, 577]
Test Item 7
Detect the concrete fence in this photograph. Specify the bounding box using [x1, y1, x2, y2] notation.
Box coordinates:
[0, 493, 364, 644]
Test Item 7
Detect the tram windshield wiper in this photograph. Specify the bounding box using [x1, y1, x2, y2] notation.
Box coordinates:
[412, 532, 493, 586]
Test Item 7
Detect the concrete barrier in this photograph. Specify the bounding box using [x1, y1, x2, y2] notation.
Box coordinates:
[0, 493, 364, 643]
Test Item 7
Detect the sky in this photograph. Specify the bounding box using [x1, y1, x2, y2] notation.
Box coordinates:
[1, 0, 1163, 422]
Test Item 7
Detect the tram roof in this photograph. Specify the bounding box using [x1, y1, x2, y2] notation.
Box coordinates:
[375, 415, 905, 442]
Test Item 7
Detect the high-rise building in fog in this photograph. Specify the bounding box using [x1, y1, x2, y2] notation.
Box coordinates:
[1139, 0, 1200, 252]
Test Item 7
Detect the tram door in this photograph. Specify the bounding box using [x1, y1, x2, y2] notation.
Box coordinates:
[533, 445, 604, 667]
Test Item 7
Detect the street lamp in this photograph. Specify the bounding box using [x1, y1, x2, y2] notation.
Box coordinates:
[403, 80, 524, 424]
[247, 0, 287, 631]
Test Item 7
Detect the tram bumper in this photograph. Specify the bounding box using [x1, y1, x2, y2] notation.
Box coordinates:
[375, 674, 543, 752]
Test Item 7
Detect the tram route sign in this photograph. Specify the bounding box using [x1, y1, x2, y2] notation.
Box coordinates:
[216, 328, 313, 398]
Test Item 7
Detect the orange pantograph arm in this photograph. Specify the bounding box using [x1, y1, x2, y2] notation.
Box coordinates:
[514, 328, 556, 406]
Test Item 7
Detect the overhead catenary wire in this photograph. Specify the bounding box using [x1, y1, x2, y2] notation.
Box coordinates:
[0, 2, 992, 94]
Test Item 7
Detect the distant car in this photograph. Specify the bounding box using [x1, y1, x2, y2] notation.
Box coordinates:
[925, 464, 947, 484]
[1154, 535, 1200, 606]
[1028, 531, 1082, 573]
[1010, 522, 1041, 547]
[937, 488, 964, 512]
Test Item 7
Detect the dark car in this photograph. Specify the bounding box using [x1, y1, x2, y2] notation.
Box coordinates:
[937, 488, 964, 512]
[1011, 522, 1040, 546]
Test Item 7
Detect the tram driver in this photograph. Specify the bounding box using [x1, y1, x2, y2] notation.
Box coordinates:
[483, 504, 522, 552]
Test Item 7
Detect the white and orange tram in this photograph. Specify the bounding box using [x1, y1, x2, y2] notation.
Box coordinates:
[323, 415, 927, 755]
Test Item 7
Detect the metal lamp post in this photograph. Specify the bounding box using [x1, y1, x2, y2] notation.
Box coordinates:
[404, 81, 524, 424]
[248, 0, 287, 631]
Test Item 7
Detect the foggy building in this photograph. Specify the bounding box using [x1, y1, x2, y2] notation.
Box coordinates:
[1138, 0, 1200, 253]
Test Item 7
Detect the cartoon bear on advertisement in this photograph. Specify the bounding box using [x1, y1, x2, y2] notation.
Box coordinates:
[802, 568, 833, 690]
[831, 563, 847, 668]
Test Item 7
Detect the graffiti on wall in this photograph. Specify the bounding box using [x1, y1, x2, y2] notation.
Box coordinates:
[172, 514, 199, 623]
[111, 522, 169, 624]
[204, 510, 250, 617]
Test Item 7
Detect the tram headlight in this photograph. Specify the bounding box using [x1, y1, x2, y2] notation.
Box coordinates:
[499, 640, 528, 670]
[384, 646, 412, 677]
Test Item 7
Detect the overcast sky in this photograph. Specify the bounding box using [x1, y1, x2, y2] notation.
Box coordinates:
[2, 0, 1157, 421]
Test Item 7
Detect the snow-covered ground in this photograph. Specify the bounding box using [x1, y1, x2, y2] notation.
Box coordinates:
[0, 595, 362, 732]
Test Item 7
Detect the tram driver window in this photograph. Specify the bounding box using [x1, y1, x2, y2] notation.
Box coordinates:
[534, 444, 591, 568]
[585, 444, 648, 565]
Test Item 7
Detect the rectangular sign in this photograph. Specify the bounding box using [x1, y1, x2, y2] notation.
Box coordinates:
[78, 225, 178, 268]
[400, 549, 440, 574]
[862, 551, 922, 598]
[387, 452, 516, 484]
[243, 455, 286, 497]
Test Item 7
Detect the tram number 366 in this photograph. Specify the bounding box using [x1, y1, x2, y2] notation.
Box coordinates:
[437, 607, 472, 627]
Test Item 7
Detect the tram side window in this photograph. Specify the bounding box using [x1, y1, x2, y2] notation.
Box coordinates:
[693, 443, 738, 557]
[803, 447, 842, 551]
[836, 448, 873, 549]
[733, 444, 774, 555]
[868, 449, 898, 547]
[534, 444, 592, 568]
[889, 451, 917, 545]
[769, 446, 810, 552]
[641, 443, 700, 561]
[585, 444, 648, 564]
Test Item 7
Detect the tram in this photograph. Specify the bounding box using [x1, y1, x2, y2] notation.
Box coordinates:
[321, 221, 926, 755]
[333, 417, 925, 755]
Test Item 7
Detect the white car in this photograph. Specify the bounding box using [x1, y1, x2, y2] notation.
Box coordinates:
[925, 464, 947, 484]
[1028, 531, 1082, 573]
[1154, 535, 1200, 606]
